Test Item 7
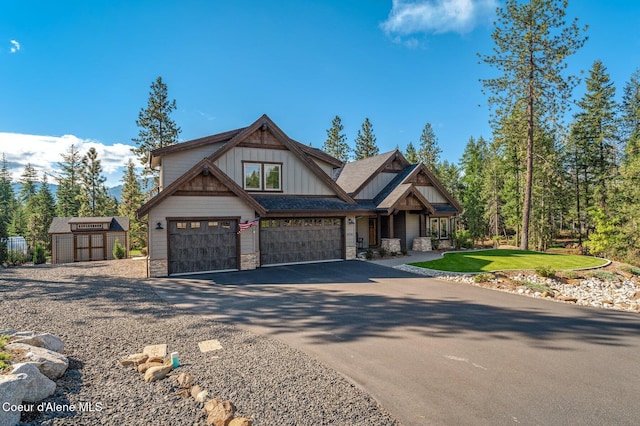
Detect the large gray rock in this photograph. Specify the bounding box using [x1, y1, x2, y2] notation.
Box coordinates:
[11, 362, 57, 402]
[12, 333, 64, 354]
[0, 373, 29, 426]
[6, 343, 68, 380]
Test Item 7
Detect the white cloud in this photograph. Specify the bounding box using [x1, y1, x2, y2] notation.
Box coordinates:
[0, 132, 141, 187]
[381, 0, 497, 38]
[9, 39, 20, 53]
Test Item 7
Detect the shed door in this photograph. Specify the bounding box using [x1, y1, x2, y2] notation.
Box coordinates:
[168, 219, 238, 275]
[260, 218, 344, 266]
[74, 233, 105, 261]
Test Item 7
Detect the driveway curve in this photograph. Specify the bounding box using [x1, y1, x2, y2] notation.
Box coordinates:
[148, 260, 640, 425]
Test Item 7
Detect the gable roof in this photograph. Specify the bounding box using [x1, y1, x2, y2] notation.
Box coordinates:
[403, 163, 462, 212]
[48, 216, 130, 234]
[136, 158, 267, 218]
[150, 128, 245, 167]
[149, 120, 344, 170]
[204, 114, 354, 204]
[335, 150, 410, 196]
[376, 183, 435, 215]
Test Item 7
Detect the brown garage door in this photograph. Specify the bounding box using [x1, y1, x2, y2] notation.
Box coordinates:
[168, 219, 238, 275]
[260, 218, 343, 266]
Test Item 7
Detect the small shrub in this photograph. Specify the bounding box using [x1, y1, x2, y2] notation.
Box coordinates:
[535, 266, 556, 279]
[141, 247, 148, 256]
[390, 251, 397, 257]
[431, 237, 440, 250]
[7, 251, 28, 266]
[33, 243, 46, 265]
[563, 270, 579, 280]
[378, 247, 387, 258]
[112, 238, 126, 259]
[401, 248, 408, 256]
[518, 280, 552, 293]
[620, 265, 640, 276]
[588, 271, 618, 282]
[454, 229, 472, 250]
[474, 272, 495, 283]
[0, 335, 10, 371]
[364, 249, 374, 260]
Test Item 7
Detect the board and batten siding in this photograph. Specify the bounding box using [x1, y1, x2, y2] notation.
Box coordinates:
[51, 234, 74, 263]
[214, 147, 335, 195]
[417, 186, 447, 203]
[148, 195, 257, 260]
[311, 159, 335, 176]
[355, 172, 397, 200]
[161, 143, 226, 188]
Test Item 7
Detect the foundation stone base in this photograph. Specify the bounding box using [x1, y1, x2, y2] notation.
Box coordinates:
[412, 237, 432, 252]
[380, 238, 401, 254]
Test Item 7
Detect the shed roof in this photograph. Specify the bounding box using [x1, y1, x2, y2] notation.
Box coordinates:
[48, 217, 130, 234]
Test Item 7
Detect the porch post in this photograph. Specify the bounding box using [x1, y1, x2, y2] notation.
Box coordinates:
[389, 213, 394, 239]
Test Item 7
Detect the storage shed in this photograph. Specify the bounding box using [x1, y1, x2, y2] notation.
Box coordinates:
[48, 217, 130, 264]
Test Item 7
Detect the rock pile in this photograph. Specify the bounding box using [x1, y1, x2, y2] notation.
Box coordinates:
[396, 264, 640, 312]
[120, 348, 252, 425]
[0, 330, 68, 426]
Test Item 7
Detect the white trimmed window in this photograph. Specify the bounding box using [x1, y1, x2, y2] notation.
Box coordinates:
[243, 162, 282, 191]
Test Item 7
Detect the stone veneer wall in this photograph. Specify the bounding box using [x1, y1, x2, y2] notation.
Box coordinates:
[346, 246, 357, 260]
[149, 259, 168, 278]
[412, 237, 432, 251]
[240, 252, 259, 270]
[380, 238, 401, 254]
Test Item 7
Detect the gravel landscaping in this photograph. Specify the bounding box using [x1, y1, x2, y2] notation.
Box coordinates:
[0, 260, 399, 425]
[397, 262, 640, 312]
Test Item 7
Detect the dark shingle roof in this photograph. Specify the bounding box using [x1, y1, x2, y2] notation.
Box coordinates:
[252, 197, 369, 213]
[432, 204, 459, 213]
[48, 217, 130, 234]
[373, 164, 418, 205]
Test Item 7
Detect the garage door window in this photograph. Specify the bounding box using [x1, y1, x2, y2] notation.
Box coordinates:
[177, 222, 187, 229]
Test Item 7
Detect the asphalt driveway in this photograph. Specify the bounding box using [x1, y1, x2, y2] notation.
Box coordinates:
[148, 260, 640, 425]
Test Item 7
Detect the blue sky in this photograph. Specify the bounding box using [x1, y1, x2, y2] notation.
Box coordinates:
[1, 0, 639, 187]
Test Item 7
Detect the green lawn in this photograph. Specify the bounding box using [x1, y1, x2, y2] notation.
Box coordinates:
[410, 249, 608, 273]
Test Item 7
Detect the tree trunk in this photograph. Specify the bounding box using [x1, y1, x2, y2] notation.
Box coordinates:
[521, 53, 535, 251]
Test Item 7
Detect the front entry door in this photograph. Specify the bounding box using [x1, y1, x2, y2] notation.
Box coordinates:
[368, 218, 377, 247]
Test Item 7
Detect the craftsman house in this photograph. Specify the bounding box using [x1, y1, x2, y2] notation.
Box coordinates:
[137, 115, 460, 277]
[335, 151, 461, 253]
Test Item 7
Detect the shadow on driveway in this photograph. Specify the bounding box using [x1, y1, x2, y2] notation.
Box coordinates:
[150, 261, 640, 350]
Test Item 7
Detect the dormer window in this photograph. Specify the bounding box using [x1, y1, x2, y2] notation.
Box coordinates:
[243, 161, 282, 191]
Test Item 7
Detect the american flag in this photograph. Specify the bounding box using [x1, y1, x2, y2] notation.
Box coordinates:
[237, 218, 260, 234]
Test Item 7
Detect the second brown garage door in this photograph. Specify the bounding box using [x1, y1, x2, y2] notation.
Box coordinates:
[260, 218, 343, 266]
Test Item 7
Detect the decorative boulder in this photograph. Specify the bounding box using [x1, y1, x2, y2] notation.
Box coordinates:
[12, 333, 64, 354]
[6, 343, 69, 380]
[143, 359, 173, 383]
[229, 419, 252, 426]
[0, 373, 29, 426]
[205, 399, 236, 426]
[11, 362, 57, 402]
[120, 353, 148, 367]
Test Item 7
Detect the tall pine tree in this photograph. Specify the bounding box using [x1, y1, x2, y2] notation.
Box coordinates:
[132, 76, 181, 194]
[353, 118, 379, 160]
[404, 142, 418, 164]
[323, 115, 350, 162]
[481, 0, 587, 250]
[572, 60, 618, 211]
[79, 148, 109, 217]
[118, 159, 145, 250]
[417, 123, 442, 172]
[56, 144, 83, 217]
